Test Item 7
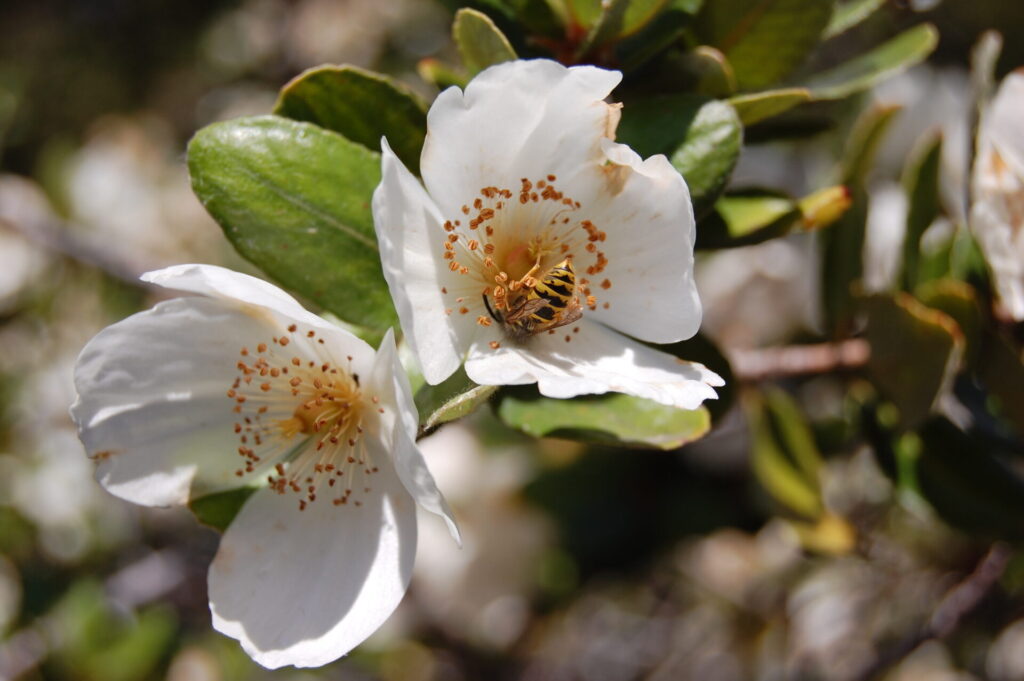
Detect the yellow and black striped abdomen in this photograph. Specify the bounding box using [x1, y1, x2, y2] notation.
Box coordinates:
[523, 259, 575, 324]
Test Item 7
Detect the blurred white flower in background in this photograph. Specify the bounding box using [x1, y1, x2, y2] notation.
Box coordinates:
[71, 265, 458, 668]
[374, 59, 722, 409]
[0, 176, 52, 312]
[65, 116, 226, 270]
[696, 238, 819, 348]
[414, 423, 553, 649]
[971, 69, 1024, 320]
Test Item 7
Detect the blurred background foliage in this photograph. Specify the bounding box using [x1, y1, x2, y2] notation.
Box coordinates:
[3, 0, 1024, 680]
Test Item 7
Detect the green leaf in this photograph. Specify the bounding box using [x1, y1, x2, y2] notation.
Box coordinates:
[188, 116, 397, 332]
[274, 65, 427, 175]
[575, 0, 630, 57]
[617, 94, 742, 216]
[916, 279, 982, 369]
[901, 133, 944, 291]
[697, 191, 801, 248]
[746, 387, 823, 519]
[823, 0, 885, 39]
[497, 388, 711, 450]
[414, 367, 499, 436]
[842, 104, 901, 186]
[616, 7, 691, 72]
[728, 87, 810, 126]
[417, 58, 469, 90]
[680, 46, 738, 97]
[189, 486, 259, 532]
[454, 8, 518, 76]
[979, 332, 1024, 437]
[695, 0, 834, 90]
[804, 24, 939, 100]
[863, 293, 964, 429]
[912, 417, 1024, 539]
[821, 106, 900, 335]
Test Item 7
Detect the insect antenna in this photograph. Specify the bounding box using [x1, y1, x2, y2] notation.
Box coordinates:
[482, 293, 503, 324]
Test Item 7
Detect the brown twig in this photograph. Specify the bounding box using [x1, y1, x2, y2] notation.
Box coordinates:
[729, 338, 870, 382]
[846, 542, 1013, 681]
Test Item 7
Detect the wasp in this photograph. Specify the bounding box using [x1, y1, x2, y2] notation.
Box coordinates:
[483, 258, 583, 342]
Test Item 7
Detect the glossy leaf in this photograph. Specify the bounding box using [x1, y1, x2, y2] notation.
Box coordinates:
[188, 116, 397, 331]
[805, 24, 939, 100]
[695, 0, 833, 90]
[681, 46, 737, 97]
[414, 366, 499, 436]
[618, 94, 742, 216]
[728, 88, 810, 126]
[824, 0, 885, 39]
[863, 293, 963, 429]
[697, 191, 801, 248]
[497, 388, 711, 450]
[901, 133, 944, 291]
[188, 486, 259, 532]
[746, 387, 824, 519]
[454, 8, 518, 76]
[274, 65, 427, 175]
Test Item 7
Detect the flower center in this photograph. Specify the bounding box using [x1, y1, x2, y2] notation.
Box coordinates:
[227, 324, 383, 511]
[438, 174, 614, 347]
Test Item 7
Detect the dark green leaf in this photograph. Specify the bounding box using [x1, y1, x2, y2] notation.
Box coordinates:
[616, 8, 690, 72]
[916, 279, 982, 368]
[695, 0, 833, 90]
[901, 133, 943, 291]
[823, 0, 885, 39]
[728, 88, 811, 126]
[746, 387, 824, 519]
[804, 24, 939, 100]
[497, 388, 711, 450]
[979, 332, 1024, 437]
[618, 94, 742, 216]
[863, 293, 964, 429]
[274, 65, 427, 175]
[680, 46, 738, 97]
[188, 487, 259, 532]
[414, 366, 499, 436]
[188, 116, 397, 331]
[454, 8, 518, 76]
[912, 417, 1024, 539]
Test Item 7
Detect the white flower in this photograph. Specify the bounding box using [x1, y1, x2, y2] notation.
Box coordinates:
[971, 69, 1024, 320]
[70, 264, 458, 669]
[373, 59, 723, 410]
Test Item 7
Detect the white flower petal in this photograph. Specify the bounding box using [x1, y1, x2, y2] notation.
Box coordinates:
[71, 297, 285, 506]
[208, 467, 416, 669]
[985, 70, 1024, 178]
[420, 60, 622, 219]
[465, 319, 722, 410]
[373, 141, 473, 384]
[141, 264, 344, 339]
[369, 329, 461, 544]
[579, 139, 701, 343]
